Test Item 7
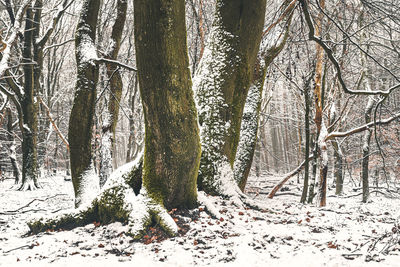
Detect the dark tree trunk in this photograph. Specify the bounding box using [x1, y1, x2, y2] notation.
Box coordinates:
[99, 0, 128, 188]
[308, 136, 318, 204]
[300, 85, 311, 203]
[194, 0, 266, 195]
[362, 97, 374, 203]
[134, 0, 201, 209]
[20, 5, 39, 191]
[333, 142, 344, 195]
[68, 0, 100, 207]
[6, 107, 20, 184]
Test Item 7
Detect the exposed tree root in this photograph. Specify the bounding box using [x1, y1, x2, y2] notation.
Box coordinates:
[27, 156, 177, 239]
[18, 179, 40, 191]
[197, 191, 223, 219]
[207, 163, 270, 212]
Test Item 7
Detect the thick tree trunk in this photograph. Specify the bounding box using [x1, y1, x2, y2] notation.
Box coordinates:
[20, 5, 39, 191]
[234, 6, 293, 191]
[194, 0, 266, 195]
[68, 0, 100, 207]
[99, 0, 128, 188]
[134, 0, 201, 209]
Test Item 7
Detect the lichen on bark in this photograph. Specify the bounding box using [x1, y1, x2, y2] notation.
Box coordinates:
[134, 0, 201, 209]
[194, 0, 266, 196]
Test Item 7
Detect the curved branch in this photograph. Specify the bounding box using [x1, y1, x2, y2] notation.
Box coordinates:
[299, 0, 400, 97]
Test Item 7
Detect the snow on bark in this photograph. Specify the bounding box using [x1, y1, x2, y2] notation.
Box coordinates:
[76, 22, 98, 66]
[317, 122, 329, 207]
[74, 165, 100, 207]
[233, 83, 261, 187]
[233, 15, 291, 191]
[28, 153, 178, 237]
[99, 113, 113, 188]
[193, 6, 238, 196]
[0, 0, 32, 97]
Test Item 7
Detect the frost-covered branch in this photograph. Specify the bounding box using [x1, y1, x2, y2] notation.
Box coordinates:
[300, 0, 400, 97]
[36, 0, 75, 47]
[0, 0, 32, 80]
[326, 113, 400, 141]
[97, 58, 137, 72]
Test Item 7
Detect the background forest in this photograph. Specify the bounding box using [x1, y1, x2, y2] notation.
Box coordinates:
[1, 0, 400, 266]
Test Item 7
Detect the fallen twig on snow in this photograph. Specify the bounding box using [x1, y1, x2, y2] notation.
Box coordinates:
[0, 194, 68, 215]
[336, 190, 395, 199]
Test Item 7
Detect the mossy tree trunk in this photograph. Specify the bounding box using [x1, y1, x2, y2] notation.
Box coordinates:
[194, 0, 266, 195]
[99, 0, 127, 188]
[234, 2, 294, 191]
[134, 0, 201, 209]
[68, 0, 100, 207]
[20, 4, 39, 191]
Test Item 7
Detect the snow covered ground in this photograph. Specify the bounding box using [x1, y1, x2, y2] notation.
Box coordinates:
[1, 173, 400, 266]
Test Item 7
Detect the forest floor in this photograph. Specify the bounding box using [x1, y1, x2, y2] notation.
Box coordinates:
[1, 173, 400, 266]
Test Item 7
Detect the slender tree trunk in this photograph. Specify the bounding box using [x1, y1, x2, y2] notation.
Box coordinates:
[6, 107, 20, 184]
[330, 101, 344, 195]
[308, 136, 317, 203]
[20, 5, 39, 191]
[361, 97, 374, 203]
[68, 0, 100, 207]
[126, 76, 139, 163]
[134, 0, 201, 209]
[311, 0, 328, 207]
[300, 84, 311, 203]
[99, 0, 128, 188]
[194, 0, 266, 195]
[359, 13, 374, 203]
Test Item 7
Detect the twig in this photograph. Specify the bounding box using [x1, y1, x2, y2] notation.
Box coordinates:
[3, 245, 31, 254]
[0, 194, 68, 214]
[338, 190, 394, 199]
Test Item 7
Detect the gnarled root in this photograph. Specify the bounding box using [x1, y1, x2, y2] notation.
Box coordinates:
[27, 155, 177, 239]
[200, 161, 269, 213]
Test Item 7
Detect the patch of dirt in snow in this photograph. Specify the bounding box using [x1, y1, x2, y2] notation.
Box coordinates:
[1, 174, 400, 266]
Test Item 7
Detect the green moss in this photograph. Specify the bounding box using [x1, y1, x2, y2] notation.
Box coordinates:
[27, 205, 98, 234]
[96, 186, 130, 223]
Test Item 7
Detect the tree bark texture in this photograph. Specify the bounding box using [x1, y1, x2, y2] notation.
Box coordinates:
[194, 0, 266, 195]
[20, 4, 39, 190]
[99, 0, 128, 188]
[134, 0, 201, 209]
[300, 85, 311, 203]
[68, 0, 100, 207]
[234, 8, 293, 191]
[6, 107, 20, 184]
